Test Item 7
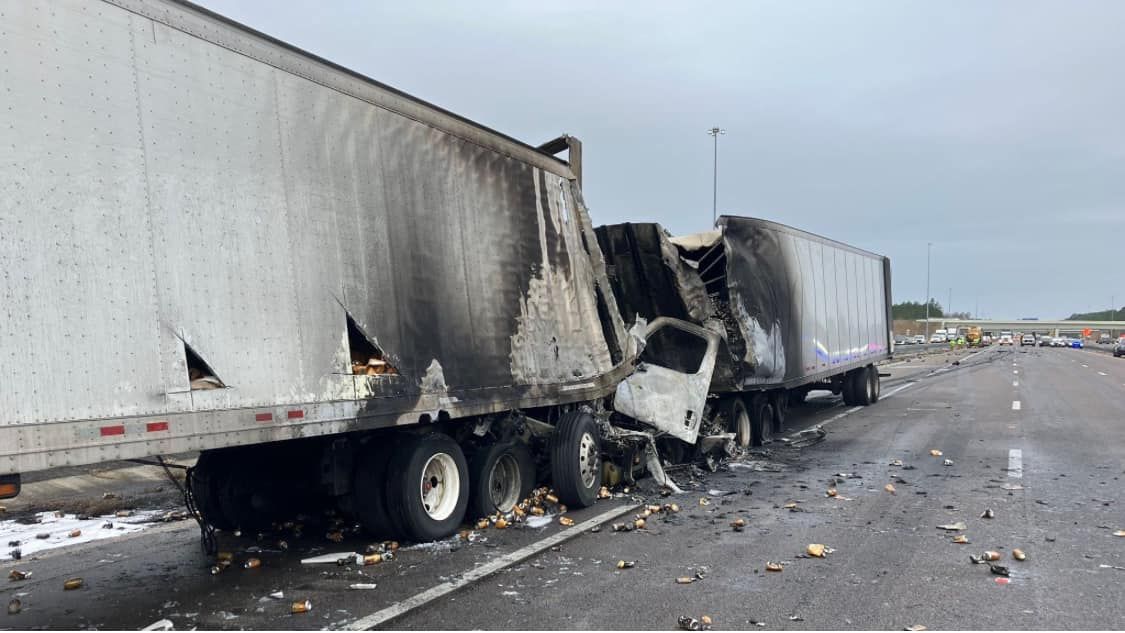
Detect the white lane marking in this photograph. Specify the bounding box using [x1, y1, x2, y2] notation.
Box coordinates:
[1098, 371, 1107, 376]
[344, 503, 640, 630]
[1013, 380, 1019, 387]
[1013, 370, 1019, 374]
[1011, 400, 1021, 411]
[882, 383, 913, 399]
[784, 382, 914, 441]
[1008, 449, 1023, 478]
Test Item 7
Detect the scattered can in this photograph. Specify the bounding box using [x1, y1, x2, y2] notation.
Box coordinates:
[765, 561, 784, 572]
[545, 493, 559, 504]
[982, 551, 1001, 561]
[216, 551, 233, 563]
[929, 449, 943, 457]
[678, 615, 702, 631]
[826, 488, 838, 498]
[701, 615, 713, 626]
[8, 598, 21, 615]
[290, 600, 312, 614]
[530, 507, 545, 517]
[616, 560, 635, 569]
[475, 519, 489, 530]
[731, 518, 747, 530]
[952, 535, 969, 544]
[9, 570, 30, 581]
[633, 518, 646, 530]
[980, 508, 995, 519]
[884, 484, 896, 494]
[63, 578, 84, 590]
[559, 517, 574, 527]
[494, 518, 509, 529]
[243, 558, 261, 569]
[362, 553, 384, 566]
[675, 576, 695, 585]
[807, 543, 826, 558]
[67, 529, 82, 538]
[1012, 549, 1026, 561]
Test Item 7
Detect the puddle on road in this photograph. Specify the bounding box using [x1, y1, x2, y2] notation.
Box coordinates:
[1, 510, 163, 560]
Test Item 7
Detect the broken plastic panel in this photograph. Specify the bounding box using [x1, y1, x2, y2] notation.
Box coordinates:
[346, 313, 398, 376]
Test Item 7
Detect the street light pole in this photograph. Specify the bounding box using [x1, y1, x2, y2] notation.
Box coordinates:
[925, 242, 932, 342]
[707, 127, 725, 227]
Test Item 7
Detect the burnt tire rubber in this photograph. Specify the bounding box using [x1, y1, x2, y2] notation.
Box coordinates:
[190, 451, 235, 531]
[748, 393, 774, 447]
[726, 397, 752, 449]
[351, 439, 397, 538]
[550, 411, 601, 508]
[467, 442, 536, 520]
[384, 433, 469, 543]
[770, 391, 788, 434]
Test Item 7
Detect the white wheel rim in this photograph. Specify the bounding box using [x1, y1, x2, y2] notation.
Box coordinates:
[578, 432, 598, 489]
[419, 452, 460, 521]
[735, 408, 751, 448]
[487, 453, 521, 512]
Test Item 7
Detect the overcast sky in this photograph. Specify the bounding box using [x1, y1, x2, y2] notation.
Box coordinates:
[200, 0, 1124, 319]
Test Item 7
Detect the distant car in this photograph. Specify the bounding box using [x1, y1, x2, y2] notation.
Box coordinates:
[894, 336, 908, 346]
[1099, 334, 1111, 344]
[999, 335, 1013, 346]
[1114, 339, 1125, 357]
[930, 334, 946, 343]
[1070, 338, 1084, 349]
[912, 335, 926, 344]
[1020, 335, 1035, 346]
[981, 335, 992, 345]
[1052, 337, 1067, 347]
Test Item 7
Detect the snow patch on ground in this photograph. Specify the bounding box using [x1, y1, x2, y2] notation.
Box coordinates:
[1, 510, 163, 560]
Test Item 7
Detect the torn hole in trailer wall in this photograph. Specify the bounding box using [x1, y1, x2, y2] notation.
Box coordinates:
[345, 313, 398, 376]
[183, 341, 225, 391]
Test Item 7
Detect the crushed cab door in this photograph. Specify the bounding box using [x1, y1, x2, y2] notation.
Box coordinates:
[613, 317, 720, 444]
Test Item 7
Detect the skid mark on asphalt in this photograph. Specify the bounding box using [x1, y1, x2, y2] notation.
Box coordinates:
[1008, 449, 1023, 478]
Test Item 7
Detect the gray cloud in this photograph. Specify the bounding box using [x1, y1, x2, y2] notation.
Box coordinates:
[200, 0, 1125, 318]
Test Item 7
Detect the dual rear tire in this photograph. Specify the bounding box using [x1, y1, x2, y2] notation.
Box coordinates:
[842, 365, 880, 406]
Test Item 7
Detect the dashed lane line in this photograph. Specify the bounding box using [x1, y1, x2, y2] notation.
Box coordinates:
[1008, 449, 1023, 478]
[1012, 400, 1021, 411]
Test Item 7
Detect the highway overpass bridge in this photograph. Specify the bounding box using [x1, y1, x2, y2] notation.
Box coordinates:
[917, 318, 1125, 337]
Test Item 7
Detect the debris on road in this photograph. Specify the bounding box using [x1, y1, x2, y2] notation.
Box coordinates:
[1113, 530, 1125, 537]
[243, 557, 261, 569]
[889, 459, 903, 467]
[884, 484, 896, 494]
[8, 598, 21, 615]
[937, 522, 967, 531]
[980, 508, 995, 519]
[731, 518, 746, 531]
[904, 626, 927, 631]
[826, 488, 838, 498]
[598, 486, 612, 500]
[301, 552, 357, 565]
[676, 576, 696, 584]
[1012, 549, 1026, 561]
[995, 577, 1011, 585]
[349, 583, 377, 590]
[67, 529, 81, 538]
[929, 449, 943, 457]
[1000, 483, 1024, 491]
[806, 543, 832, 558]
[983, 551, 1001, 561]
[8, 569, 31, 580]
[943, 459, 954, 467]
[616, 560, 636, 569]
[952, 535, 969, 544]
[677, 615, 705, 631]
[268, 591, 284, 599]
[559, 517, 574, 527]
[702, 615, 713, 626]
[765, 562, 784, 572]
[63, 577, 84, 590]
[140, 619, 173, 631]
[990, 564, 1010, 577]
[290, 600, 312, 614]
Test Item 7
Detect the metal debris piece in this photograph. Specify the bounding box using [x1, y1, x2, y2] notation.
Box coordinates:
[952, 535, 969, 544]
[633, 518, 646, 530]
[806, 543, 826, 558]
[494, 518, 509, 529]
[699, 497, 710, 506]
[765, 561, 784, 572]
[783, 502, 798, 509]
[63, 577, 84, 590]
[268, 591, 284, 599]
[349, 583, 378, 590]
[291, 600, 312, 614]
[889, 459, 903, 467]
[1000, 483, 1024, 491]
[675, 576, 696, 584]
[678, 616, 702, 631]
[980, 508, 994, 519]
[702, 615, 713, 626]
[1012, 549, 1026, 561]
[475, 519, 490, 530]
[990, 564, 1010, 577]
[597, 486, 612, 500]
[559, 517, 574, 527]
[141, 619, 174, 631]
[731, 518, 746, 531]
[937, 522, 967, 531]
[789, 615, 804, 622]
[929, 449, 943, 457]
[943, 459, 954, 466]
[616, 560, 636, 569]
[8, 570, 31, 581]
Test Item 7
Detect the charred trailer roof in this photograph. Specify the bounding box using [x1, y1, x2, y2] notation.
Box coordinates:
[596, 216, 892, 391]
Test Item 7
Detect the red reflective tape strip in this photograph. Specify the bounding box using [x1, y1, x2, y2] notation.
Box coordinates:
[255, 412, 273, 422]
[287, 410, 304, 420]
[146, 421, 169, 433]
[100, 425, 126, 437]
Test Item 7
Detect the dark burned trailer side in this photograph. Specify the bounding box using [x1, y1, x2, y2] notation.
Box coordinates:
[597, 215, 893, 447]
[1, 0, 636, 543]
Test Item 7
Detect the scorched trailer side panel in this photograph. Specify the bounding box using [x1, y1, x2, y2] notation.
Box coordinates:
[0, 0, 628, 476]
[596, 216, 892, 392]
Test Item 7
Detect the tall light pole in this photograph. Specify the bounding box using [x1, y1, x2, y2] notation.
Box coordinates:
[925, 242, 932, 342]
[707, 127, 725, 227]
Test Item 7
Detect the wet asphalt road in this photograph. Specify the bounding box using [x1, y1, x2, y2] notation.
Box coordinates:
[3, 346, 1124, 630]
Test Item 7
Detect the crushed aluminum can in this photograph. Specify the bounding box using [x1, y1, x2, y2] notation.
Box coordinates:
[545, 493, 559, 504]
[63, 577, 84, 590]
[765, 561, 784, 572]
[678, 615, 702, 631]
[904, 626, 928, 631]
[889, 459, 904, 467]
[115, 510, 132, 518]
[633, 518, 646, 530]
[458, 530, 472, 541]
[826, 488, 838, 498]
[8, 598, 20, 615]
[640, 509, 652, 518]
[647, 504, 662, 513]
[731, 518, 746, 531]
[1113, 530, 1125, 537]
[664, 503, 680, 513]
[675, 576, 696, 585]
[290, 600, 312, 614]
[276, 540, 289, 551]
[68, 529, 82, 538]
[884, 484, 896, 494]
[9, 570, 31, 581]
[362, 553, 387, 566]
[952, 535, 969, 544]
[589, 526, 601, 534]
[559, 517, 574, 527]
[597, 486, 612, 500]
[698, 497, 710, 506]
[475, 519, 489, 530]
[783, 502, 798, 509]
[980, 508, 994, 519]
[210, 565, 224, 575]
[943, 459, 954, 467]
[616, 560, 635, 569]
[701, 615, 713, 626]
[269, 591, 284, 600]
[990, 564, 1010, 577]
[494, 518, 509, 529]
[529, 507, 545, 516]
[937, 522, 967, 531]
[1012, 548, 1026, 561]
[806, 544, 826, 558]
[243, 558, 261, 569]
[929, 449, 943, 457]
[982, 551, 1001, 561]
[612, 523, 632, 533]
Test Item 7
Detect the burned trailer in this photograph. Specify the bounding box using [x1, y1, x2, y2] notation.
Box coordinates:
[596, 216, 893, 449]
[0, 0, 636, 543]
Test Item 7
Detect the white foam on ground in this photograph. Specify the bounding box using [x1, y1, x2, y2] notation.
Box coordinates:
[1, 510, 162, 560]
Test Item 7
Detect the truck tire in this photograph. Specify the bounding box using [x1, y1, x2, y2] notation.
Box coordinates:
[189, 451, 235, 531]
[725, 397, 752, 449]
[748, 393, 774, 447]
[351, 440, 397, 537]
[216, 462, 274, 532]
[850, 366, 876, 406]
[384, 433, 469, 542]
[467, 441, 535, 520]
[769, 391, 788, 434]
[550, 411, 601, 508]
[842, 369, 864, 406]
[868, 366, 881, 403]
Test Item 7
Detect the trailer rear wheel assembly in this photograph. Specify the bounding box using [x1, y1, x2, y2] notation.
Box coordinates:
[748, 394, 774, 446]
[467, 441, 535, 519]
[550, 411, 601, 508]
[216, 463, 274, 532]
[868, 366, 880, 403]
[726, 397, 752, 449]
[189, 451, 236, 531]
[769, 391, 788, 433]
[384, 433, 469, 542]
